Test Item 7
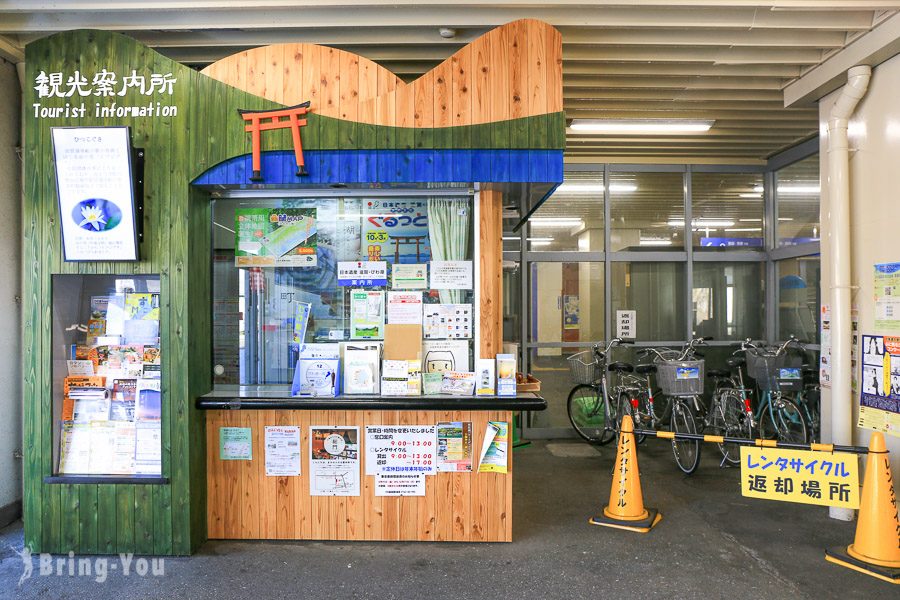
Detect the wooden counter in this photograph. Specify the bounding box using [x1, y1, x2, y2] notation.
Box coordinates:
[201, 392, 544, 543]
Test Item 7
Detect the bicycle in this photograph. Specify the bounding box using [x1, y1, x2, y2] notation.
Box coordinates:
[566, 338, 643, 445]
[743, 337, 809, 444]
[639, 337, 709, 474]
[703, 349, 755, 466]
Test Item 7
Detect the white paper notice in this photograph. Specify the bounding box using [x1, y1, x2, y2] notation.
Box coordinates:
[375, 473, 426, 497]
[430, 261, 473, 290]
[423, 304, 472, 339]
[387, 291, 423, 324]
[51, 127, 138, 261]
[364, 425, 437, 475]
[391, 263, 428, 289]
[67, 360, 95, 376]
[264, 426, 301, 476]
[309, 426, 361, 496]
[616, 310, 636, 339]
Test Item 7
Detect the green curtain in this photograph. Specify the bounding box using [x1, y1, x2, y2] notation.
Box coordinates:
[428, 197, 472, 303]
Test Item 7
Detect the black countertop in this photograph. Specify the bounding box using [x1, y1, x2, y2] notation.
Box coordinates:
[196, 387, 546, 411]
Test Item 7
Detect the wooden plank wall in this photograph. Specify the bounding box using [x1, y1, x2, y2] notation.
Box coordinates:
[479, 190, 504, 359]
[206, 410, 513, 542]
[201, 19, 563, 129]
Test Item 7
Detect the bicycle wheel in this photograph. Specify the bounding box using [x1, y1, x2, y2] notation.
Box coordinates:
[670, 399, 701, 474]
[616, 391, 646, 444]
[716, 391, 751, 466]
[759, 395, 808, 444]
[567, 384, 616, 445]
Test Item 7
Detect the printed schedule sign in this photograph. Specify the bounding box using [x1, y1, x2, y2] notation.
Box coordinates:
[52, 126, 139, 261]
[740, 447, 859, 509]
[365, 425, 436, 475]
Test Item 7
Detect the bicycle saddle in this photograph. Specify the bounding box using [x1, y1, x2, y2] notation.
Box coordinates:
[635, 364, 657, 375]
[706, 369, 731, 379]
[726, 356, 745, 368]
[607, 361, 634, 373]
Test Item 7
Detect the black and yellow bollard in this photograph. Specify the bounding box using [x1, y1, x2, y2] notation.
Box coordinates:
[589, 415, 662, 533]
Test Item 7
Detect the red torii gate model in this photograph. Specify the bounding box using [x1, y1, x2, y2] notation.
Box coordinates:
[238, 100, 310, 181]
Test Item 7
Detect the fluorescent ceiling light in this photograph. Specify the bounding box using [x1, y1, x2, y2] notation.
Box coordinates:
[556, 182, 638, 193]
[739, 218, 762, 222]
[569, 119, 715, 134]
[530, 218, 584, 227]
[739, 193, 763, 199]
[529, 240, 553, 247]
[778, 185, 820, 194]
[725, 227, 762, 232]
[639, 239, 673, 246]
[778, 217, 793, 221]
[667, 219, 735, 228]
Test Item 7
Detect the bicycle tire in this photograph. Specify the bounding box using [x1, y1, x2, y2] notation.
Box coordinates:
[670, 399, 701, 474]
[717, 390, 751, 465]
[567, 384, 616, 445]
[616, 391, 646, 444]
[759, 395, 808, 444]
[651, 389, 671, 425]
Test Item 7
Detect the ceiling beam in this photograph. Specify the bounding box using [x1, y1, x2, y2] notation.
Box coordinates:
[563, 75, 790, 90]
[0, 34, 23, 63]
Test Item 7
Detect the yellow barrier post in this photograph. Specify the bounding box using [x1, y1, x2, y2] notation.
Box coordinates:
[825, 432, 900, 584]
[589, 415, 662, 533]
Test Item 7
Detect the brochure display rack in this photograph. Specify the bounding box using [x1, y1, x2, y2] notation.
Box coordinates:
[22, 18, 563, 554]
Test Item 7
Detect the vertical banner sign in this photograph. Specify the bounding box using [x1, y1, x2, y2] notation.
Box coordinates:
[616, 310, 636, 339]
[858, 334, 900, 438]
[740, 447, 859, 509]
[51, 126, 139, 261]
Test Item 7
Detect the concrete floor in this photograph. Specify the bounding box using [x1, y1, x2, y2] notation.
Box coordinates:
[0, 439, 890, 600]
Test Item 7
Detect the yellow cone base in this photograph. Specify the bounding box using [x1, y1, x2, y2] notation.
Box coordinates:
[589, 508, 661, 534]
[826, 547, 900, 584]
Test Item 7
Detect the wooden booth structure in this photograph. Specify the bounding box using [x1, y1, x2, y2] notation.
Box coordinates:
[22, 20, 564, 554]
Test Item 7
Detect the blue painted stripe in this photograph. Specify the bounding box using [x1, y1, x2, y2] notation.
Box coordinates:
[192, 149, 563, 186]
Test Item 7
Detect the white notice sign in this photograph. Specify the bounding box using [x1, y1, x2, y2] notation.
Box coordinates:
[430, 261, 473, 290]
[264, 426, 301, 476]
[365, 425, 436, 475]
[51, 126, 139, 261]
[375, 473, 426, 497]
[616, 310, 636, 339]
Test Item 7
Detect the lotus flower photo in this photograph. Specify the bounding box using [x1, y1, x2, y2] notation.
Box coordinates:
[71, 198, 123, 232]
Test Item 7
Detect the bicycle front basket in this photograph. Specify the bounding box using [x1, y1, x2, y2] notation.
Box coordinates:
[567, 351, 602, 385]
[746, 350, 803, 392]
[655, 359, 705, 396]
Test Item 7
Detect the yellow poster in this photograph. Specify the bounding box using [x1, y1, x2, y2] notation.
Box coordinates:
[740, 447, 860, 509]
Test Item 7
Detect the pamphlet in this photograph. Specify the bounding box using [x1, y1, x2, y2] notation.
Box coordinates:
[309, 426, 360, 496]
[496, 354, 517, 396]
[477, 421, 509, 473]
[476, 359, 496, 396]
[422, 372, 443, 395]
[343, 347, 380, 394]
[292, 358, 339, 397]
[293, 302, 312, 346]
[125, 293, 160, 321]
[135, 379, 161, 420]
[436, 421, 473, 472]
[66, 360, 95, 376]
[407, 359, 422, 396]
[134, 421, 162, 473]
[264, 426, 301, 476]
[440, 371, 476, 396]
[380, 360, 410, 396]
[350, 290, 385, 339]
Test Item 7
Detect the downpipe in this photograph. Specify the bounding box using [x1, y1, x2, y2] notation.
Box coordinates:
[827, 65, 871, 521]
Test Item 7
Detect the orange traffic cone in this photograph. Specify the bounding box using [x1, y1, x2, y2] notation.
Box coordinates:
[589, 415, 662, 533]
[826, 431, 900, 584]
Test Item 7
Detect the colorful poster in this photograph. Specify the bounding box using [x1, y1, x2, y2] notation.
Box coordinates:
[350, 290, 385, 339]
[740, 447, 859, 509]
[337, 261, 388, 286]
[858, 334, 900, 438]
[375, 474, 425, 497]
[364, 425, 436, 475]
[430, 261, 473, 290]
[51, 126, 139, 261]
[423, 304, 472, 339]
[563, 295, 580, 330]
[310, 426, 360, 496]
[362, 198, 430, 263]
[219, 427, 252, 460]
[387, 291, 423, 325]
[875, 263, 900, 333]
[235, 207, 317, 267]
[436, 422, 473, 472]
[477, 421, 508, 473]
[264, 426, 301, 476]
[392, 263, 428, 289]
[125, 293, 160, 320]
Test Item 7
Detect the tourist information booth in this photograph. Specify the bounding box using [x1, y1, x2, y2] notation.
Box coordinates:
[22, 19, 563, 554]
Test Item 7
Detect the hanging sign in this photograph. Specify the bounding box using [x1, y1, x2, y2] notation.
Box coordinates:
[740, 447, 859, 509]
[51, 126, 139, 261]
[616, 310, 636, 339]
